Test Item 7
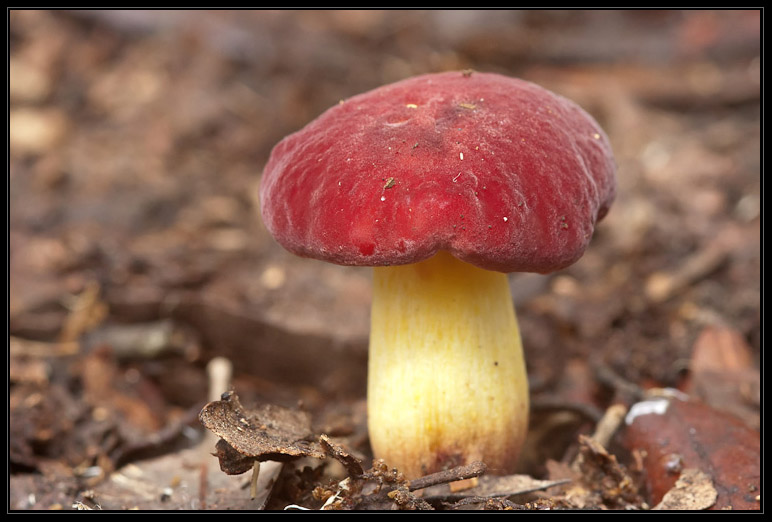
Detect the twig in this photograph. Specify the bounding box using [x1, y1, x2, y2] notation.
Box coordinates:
[590, 403, 628, 449]
[204, 356, 233, 450]
[408, 461, 487, 492]
[571, 403, 628, 472]
[445, 496, 521, 510]
[207, 356, 233, 403]
[249, 461, 260, 500]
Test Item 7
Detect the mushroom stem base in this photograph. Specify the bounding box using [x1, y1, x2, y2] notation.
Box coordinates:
[368, 251, 529, 479]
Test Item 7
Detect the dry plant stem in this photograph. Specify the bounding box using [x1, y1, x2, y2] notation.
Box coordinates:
[250, 461, 259, 500]
[408, 461, 487, 491]
[368, 251, 529, 479]
[206, 357, 233, 403]
[204, 357, 233, 450]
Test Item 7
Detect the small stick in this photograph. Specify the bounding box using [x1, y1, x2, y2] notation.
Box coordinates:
[207, 357, 233, 403]
[571, 403, 629, 472]
[590, 403, 628, 449]
[204, 357, 233, 449]
[408, 461, 487, 492]
[250, 461, 260, 500]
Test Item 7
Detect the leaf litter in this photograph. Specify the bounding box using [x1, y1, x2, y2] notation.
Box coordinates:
[9, 9, 759, 511]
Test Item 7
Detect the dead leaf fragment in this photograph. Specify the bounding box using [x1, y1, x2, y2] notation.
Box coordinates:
[574, 435, 644, 509]
[319, 434, 364, 477]
[198, 392, 324, 475]
[653, 469, 717, 510]
[684, 324, 759, 429]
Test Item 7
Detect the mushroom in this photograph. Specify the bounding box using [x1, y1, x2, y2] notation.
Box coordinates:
[259, 71, 616, 478]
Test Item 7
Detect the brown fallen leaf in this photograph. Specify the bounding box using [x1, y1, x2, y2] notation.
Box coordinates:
[198, 392, 324, 475]
[80, 345, 163, 435]
[683, 324, 759, 429]
[622, 395, 760, 510]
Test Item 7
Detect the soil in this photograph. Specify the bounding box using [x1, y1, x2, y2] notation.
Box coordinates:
[9, 9, 760, 511]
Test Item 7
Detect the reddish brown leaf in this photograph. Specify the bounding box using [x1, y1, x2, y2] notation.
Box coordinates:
[682, 325, 759, 429]
[622, 396, 760, 510]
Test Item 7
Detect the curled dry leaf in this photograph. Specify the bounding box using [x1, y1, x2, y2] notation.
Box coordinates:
[622, 395, 760, 510]
[198, 392, 324, 475]
[319, 434, 364, 478]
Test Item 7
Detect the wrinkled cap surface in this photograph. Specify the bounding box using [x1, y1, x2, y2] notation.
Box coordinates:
[260, 71, 616, 273]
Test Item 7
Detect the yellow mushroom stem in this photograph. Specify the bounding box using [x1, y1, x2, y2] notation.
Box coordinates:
[368, 250, 529, 479]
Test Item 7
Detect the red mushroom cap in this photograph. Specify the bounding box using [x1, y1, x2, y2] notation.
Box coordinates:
[260, 71, 616, 273]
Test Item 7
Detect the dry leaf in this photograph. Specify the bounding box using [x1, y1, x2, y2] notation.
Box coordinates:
[199, 392, 324, 475]
[622, 395, 760, 510]
[684, 325, 759, 429]
[652, 469, 717, 510]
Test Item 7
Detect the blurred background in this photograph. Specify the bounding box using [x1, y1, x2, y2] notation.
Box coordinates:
[9, 10, 760, 510]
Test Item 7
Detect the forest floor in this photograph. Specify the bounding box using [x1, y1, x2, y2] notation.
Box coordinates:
[9, 10, 760, 511]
